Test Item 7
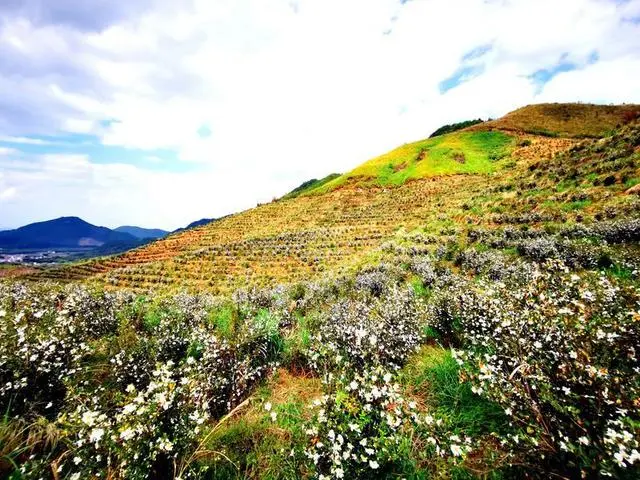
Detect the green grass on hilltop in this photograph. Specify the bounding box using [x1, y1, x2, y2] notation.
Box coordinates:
[307, 130, 514, 193]
[281, 173, 341, 200]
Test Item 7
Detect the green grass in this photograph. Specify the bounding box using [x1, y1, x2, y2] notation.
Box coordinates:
[208, 305, 237, 339]
[282, 173, 342, 200]
[625, 177, 640, 188]
[402, 347, 509, 437]
[398, 347, 513, 478]
[561, 199, 592, 211]
[198, 371, 321, 479]
[306, 131, 515, 193]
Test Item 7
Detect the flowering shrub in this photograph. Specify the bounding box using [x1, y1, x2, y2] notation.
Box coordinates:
[0, 283, 284, 478]
[304, 367, 470, 479]
[454, 261, 640, 477]
[2, 188, 640, 479]
[306, 287, 426, 372]
[0, 284, 119, 418]
[61, 360, 210, 479]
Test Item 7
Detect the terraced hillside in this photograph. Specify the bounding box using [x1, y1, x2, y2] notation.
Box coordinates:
[26, 103, 640, 293]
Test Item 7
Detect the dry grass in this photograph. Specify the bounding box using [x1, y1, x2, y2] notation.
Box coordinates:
[471, 102, 640, 138]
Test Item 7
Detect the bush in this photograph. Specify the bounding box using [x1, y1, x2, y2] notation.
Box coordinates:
[454, 262, 640, 477]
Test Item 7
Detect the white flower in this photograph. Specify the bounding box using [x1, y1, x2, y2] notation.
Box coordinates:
[120, 428, 136, 441]
[159, 438, 174, 452]
[70, 473, 81, 480]
[450, 444, 463, 457]
[335, 467, 344, 478]
[82, 410, 98, 427]
[369, 460, 379, 469]
[264, 402, 272, 412]
[89, 428, 105, 443]
[270, 412, 278, 422]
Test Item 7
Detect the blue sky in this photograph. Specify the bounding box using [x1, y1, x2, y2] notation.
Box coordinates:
[1, 0, 639, 230]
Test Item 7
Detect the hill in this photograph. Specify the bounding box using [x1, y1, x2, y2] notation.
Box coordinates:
[471, 102, 640, 137]
[25, 103, 640, 294]
[0, 216, 137, 249]
[305, 129, 515, 192]
[114, 226, 168, 239]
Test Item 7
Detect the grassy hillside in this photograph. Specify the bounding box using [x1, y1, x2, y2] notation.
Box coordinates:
[309, 130, 515, 192]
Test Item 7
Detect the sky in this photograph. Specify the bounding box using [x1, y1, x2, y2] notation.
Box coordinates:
[0, 0, 639, 231]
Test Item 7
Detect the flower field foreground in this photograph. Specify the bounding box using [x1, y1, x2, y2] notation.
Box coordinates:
[1, 214, 639, 479]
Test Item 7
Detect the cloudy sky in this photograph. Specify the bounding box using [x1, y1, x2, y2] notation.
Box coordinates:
[0, 0, 639, 230]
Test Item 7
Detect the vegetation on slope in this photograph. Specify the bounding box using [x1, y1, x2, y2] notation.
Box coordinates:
[1, 211, 639, 479]
[306, 130, 515, 192]
[23, 115, 639, 294]
[473, 102, 640, 138]
[429, 118, 484, 137]
[282, 173, 341, 200]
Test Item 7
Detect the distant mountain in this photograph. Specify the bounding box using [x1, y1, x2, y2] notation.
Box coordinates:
[0, 217, 138, 249]
[173, 218, 215, 233]
[115, 226, 168, 240]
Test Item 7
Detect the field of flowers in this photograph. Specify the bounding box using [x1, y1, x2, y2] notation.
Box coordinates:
[2, 210, 639, 478]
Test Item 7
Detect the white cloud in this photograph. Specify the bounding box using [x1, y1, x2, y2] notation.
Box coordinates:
[0, 187, 17, 201]
[0, 0, 639, 228]
[538, 57, 640, 104]
[0, 147, 19, 156]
